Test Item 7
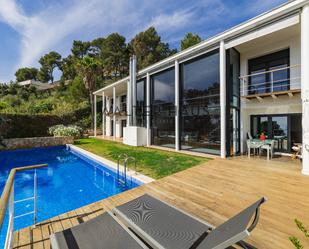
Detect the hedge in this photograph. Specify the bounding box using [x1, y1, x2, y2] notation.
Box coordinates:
[0, 107, 91, 139]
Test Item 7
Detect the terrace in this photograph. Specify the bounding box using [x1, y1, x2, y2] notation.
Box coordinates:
[13, 155, 308, 249]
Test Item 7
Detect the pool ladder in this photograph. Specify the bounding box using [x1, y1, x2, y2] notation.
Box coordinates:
[0, 164, 48, 249]
[117, 154, 136, 187]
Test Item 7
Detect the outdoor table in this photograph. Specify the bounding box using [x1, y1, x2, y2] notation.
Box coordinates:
[248, 139, 274, 160]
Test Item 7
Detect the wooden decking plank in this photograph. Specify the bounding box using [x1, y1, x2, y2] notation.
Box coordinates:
[14, 156, 308, 249]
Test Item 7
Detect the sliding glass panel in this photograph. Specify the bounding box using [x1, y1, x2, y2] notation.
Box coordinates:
[290, 114, 302, 150]
[136, 79, 146, 127]
[151, 68, 175, 148]
[248, 49, 289, 95]
[271, 116, 288, 151]
[180, 50, 220, 155]
[251, 116, 268, 138]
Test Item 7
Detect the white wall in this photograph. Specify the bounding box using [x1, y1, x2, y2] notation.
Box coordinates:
[239, 34, 302, 152]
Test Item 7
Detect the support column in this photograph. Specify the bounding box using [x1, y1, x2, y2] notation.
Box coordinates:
[94, 94, 97, 137]
[220, 40, 226, 158]
[113, 87, 116, 140]
[126, 80, 131, 126]
[146, 72, 151, 146]
[102, 92, 105, 137]
[301, 4, 309, 175]
[132, 56, 137, 126]
[175, 60, 180, 151]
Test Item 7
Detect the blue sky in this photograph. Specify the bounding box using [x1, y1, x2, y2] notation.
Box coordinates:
[0, 0, 287, 83]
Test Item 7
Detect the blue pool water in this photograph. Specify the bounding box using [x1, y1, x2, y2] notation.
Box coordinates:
[0, 146, 140, 246]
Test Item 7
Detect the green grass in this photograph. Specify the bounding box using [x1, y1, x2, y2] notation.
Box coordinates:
[74, 138, 209, 179]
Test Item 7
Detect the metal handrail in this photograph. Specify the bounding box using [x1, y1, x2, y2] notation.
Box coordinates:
[240, 64, 301, 96]
[0, 164, 48, 249]
[239, 64, 300, 79]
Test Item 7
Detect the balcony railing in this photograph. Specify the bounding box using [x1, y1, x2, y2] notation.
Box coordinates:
[240, 64, 301, 97]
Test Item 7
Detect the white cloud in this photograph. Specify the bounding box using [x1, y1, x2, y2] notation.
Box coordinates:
[147, 9, 194, 33]
[0, 0, 287, 82]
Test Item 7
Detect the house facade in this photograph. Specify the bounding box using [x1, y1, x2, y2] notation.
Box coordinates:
[93, 0, 309, 174]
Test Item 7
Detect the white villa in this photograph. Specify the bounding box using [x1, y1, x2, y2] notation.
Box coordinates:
[93, 0, 309, 175]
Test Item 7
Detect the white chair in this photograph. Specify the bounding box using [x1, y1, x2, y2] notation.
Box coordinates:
[247, 140, 260, 158]
[247, 132, 253, 140]
[259, 140, 275, 160]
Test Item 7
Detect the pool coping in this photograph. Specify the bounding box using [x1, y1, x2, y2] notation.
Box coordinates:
[67, 144, 154, 184]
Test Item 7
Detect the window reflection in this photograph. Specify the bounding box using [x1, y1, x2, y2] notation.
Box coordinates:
[180, 50, 221, 155]
[151, 68, 175, 148]
[136, 79, 146, 127]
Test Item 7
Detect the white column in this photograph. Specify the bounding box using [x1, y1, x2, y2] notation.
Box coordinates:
[220, 40, 226, 158]
[94, 94, 97, 137]
[102, 92, 105, 137]
[132, 56, 137, 126]
[113, 87, 116, 140]
[301, 4, 309, 175]
[175, 60, 180, 151]
[146, 72, 151, 146]
[126, 80, 130, 126]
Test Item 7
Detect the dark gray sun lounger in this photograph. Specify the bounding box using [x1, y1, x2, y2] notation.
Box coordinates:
[50, 194, 266, 249]
[50, 211, 148, 249]
[113, 194, 266, 249]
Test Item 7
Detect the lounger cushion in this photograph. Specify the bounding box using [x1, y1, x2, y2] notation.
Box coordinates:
[50, 212, 146, 249]
[114, 194, 211, 249]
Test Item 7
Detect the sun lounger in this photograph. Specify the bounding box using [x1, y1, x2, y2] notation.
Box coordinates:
[50, 212, 147, 249]
[50, 194, 266, 249]
[113, 194, 266, 249]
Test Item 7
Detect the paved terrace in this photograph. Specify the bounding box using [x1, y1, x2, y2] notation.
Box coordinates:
[13, 156, 309, 249]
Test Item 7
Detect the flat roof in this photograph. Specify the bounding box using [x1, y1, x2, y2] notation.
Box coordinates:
[94, 0, 309, 95]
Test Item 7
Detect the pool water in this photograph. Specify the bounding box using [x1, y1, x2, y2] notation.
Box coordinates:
[0, 146, 140, 246]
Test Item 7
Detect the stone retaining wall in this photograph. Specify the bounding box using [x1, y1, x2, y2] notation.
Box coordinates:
[0, 136, 74, 150]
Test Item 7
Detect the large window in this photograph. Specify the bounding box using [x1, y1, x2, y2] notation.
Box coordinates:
[227, 48, 240, 156]
[136, 79, 146, 127]
[180, 50, 220, 155]
[151, 68, 175, 148]
[248, 49, 290, 94]
[251, 114, 302, 152]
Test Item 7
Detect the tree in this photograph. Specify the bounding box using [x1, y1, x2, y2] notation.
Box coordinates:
[100, 33, 129, 79]
[76, 56, 102, 129]
[129, 27, 177, 69]
[38, 51, 62, 83]
[181, 32, 202, 50]
[61, 55, 77, 80]
[15, 67, 38, 82]
[71, 40, 91, 59]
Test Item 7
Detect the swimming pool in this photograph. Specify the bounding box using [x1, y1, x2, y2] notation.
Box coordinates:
[0, 145, 141, 246]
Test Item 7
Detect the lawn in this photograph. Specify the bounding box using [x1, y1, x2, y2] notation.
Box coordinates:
[74, 138, 209, 179]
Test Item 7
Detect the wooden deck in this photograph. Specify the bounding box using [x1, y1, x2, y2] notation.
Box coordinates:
[13, 156, 309, 249]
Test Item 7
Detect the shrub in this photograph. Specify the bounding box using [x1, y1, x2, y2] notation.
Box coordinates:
[49, 124, 83, 138]
[290, 219, 309, 249]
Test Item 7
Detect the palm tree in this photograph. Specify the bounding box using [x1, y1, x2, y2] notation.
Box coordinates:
[77, 56, 102, 129]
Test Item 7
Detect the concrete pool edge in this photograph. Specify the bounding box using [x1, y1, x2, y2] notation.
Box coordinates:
[67, 144, 154, 184]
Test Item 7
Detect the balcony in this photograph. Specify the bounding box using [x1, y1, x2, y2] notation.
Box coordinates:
[240, 64, 301, 101]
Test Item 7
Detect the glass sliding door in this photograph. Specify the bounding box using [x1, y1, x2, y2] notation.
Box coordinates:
[250, 114, 302, 152]
[248, 49, 290, 95]
[151, 68, 175, 148]
[136, 79, 146, 127]
[226, 48, 240, 156]
[180, 50, 221, 155]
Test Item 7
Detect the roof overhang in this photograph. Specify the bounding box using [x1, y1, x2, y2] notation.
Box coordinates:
[94, 0, 309, 96]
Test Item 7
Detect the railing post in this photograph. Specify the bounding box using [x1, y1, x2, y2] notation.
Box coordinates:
[242, 78, 245, 96]
[4, 184, 14, 249]
[270, 71, 274, 92]
[33, 169, 37, 225]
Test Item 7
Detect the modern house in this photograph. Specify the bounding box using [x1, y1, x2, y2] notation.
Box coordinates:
[93, 0, 309, 174]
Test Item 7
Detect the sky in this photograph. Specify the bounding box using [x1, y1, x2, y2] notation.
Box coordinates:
[0, 0, 287, 83]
